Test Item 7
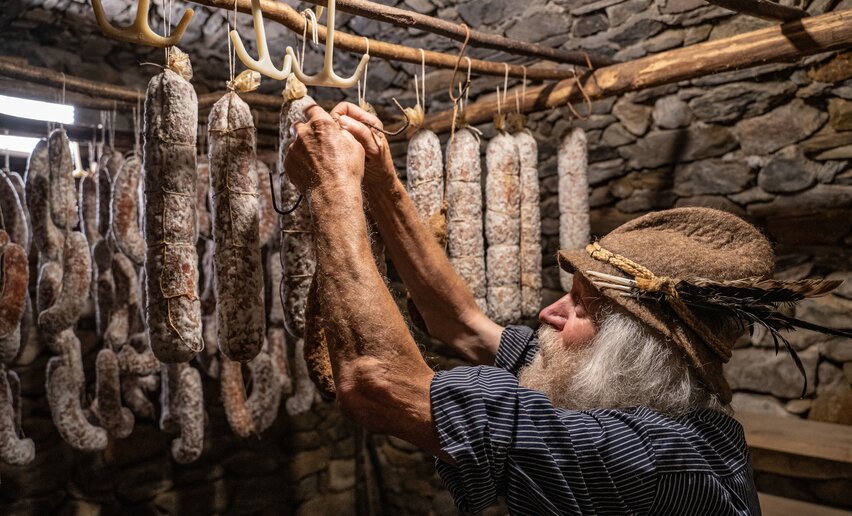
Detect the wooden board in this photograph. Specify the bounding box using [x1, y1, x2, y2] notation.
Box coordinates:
[758, 493, 852, 516]
[738, 412, 852, 465]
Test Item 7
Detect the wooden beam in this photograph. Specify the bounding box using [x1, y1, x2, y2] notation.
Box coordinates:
[706, 0, 808, 22]
[738, 412, 852, 464]
[390, 9, 852, 138]
[298, 0, 616, 68]
[186, 0, 578, 81]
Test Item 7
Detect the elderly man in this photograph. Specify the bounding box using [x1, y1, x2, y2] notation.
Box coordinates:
[284, 102, 839, 515]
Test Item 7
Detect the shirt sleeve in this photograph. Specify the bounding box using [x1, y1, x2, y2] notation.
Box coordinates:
[494, 325, 539, 376]
[430, 366, 659, 514]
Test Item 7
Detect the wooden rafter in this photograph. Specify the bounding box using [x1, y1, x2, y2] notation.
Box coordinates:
[185, 0, 577, 81]
[389, 9, 852, 138]
[297, 0, 616, 68]
[705, 0, 808, 22]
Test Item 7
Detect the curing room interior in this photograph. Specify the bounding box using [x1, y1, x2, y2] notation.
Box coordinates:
[0, 0, 851, 515]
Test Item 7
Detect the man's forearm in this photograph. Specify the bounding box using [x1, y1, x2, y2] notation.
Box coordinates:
[309, 180, 439, 450]
[365, 177, 502, 364]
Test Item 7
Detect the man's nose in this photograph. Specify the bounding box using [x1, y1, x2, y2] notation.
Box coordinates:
[538, 294, 571, 331]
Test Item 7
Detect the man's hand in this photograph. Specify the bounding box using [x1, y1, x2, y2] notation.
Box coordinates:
[285, 104, 365, 192]
[330, 102, 397, 190]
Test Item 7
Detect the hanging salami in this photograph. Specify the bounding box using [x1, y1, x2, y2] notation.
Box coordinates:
[143, 64, 202, 363]
[557, 128, 590, 291]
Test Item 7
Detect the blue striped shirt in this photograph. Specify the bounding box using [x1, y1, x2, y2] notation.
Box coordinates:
[430, 325, 761, 515]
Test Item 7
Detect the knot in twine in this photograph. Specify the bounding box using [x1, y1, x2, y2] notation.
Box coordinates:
[585, 242, 732, 362]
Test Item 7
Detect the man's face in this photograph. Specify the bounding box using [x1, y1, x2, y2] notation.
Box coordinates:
[538, 274, 604, 350]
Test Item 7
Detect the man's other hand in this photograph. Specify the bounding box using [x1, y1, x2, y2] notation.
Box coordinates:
[331, 102, 396, 190]
[285, 104, 365, 192]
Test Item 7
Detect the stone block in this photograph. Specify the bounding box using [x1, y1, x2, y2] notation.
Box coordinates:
[747, 184, 852, 218]
[735, 99, 828, 156]
[612, 97, 652, 136]
[289, 448, 330, 481]
[619, 124, 737, 169]
[829, 98, 852, 131]
[674, 195, 746, 217]
[688, 82, 796, 124]
[674, 159, 753, 195]
[731, 392, 792, 418]
[725, 346, 818, 399]
[809, 385, 852, 425]
[758, 146, 819, 194]
[653, 95, 692, 129]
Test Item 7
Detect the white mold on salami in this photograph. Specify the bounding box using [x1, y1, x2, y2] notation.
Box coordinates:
[0, 172, 30, 252]
[485, 132, 522, 324]
[93, 348, 135, 438]
[255, 160, 277, 249]
[143, 68, 202, 363]
[247, 351, 281, 433]
[111, 156, 145, 265]
[0, 236, 29, 364]
[557, 128, 590, 291]
[515, 130, 542, 318]
[171, 365, 204, 464]
[0, 370, 34, 466]
[47, 128, 79, 230]
[208, 91, 264, 363]
[446, 129, 487, 312]
[265, 327, 292, 395]
[79, 172, 100, 249]
[46, 356, 108, 452]
[38, 232, 92, 334]
[97, 149, 124, 238]
[25, 139, 62, 262]
[284, 338, 317, 416]
[220, 355, 255, 438]
[196, 157, 212, 240]
[406, 128, 444, 241]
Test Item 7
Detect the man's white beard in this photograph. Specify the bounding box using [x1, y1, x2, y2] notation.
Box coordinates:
[517, 323, 586, 410]
[517, 311, 726, 416]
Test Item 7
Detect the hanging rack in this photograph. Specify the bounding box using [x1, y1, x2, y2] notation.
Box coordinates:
[91, 0, 194, 48]
[185, 0, 576, 81]
[285, 0, 370, 88]
[385, 9, 852, 139]
[230, 0, 293, 80]
[295, 0, 615, 68]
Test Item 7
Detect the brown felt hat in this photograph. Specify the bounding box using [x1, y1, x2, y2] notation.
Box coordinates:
[558, 207, 775, 404]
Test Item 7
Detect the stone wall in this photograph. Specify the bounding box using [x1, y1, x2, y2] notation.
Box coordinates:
[1, 0, 851, 513]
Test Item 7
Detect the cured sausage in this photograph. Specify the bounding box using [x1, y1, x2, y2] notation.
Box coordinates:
[196, 157, 211, 240]
[38, 232, 92, 334]
[557, 128, 590, 291]
[0, 172, 30, 252]
[0, 235, 28, 364]
[143, 67, 202, 363]
[25, 139, 62, 262]
[255, 160, 277, 249]
[47, 128, 79, 230]
[208, 91, 264, 362]
[170, 365, 204, 464]
[515, 130, 542, 318]
[446, 129, 487, 312]
[98, 149, 124, 238]
[46, 354, 108, 452]
[485, 132, 521, 324]
[406, 128, 445, 243]
[0, 370, 34, 466]
[111, 156, 145, 265]
[93, 348, 134, 438]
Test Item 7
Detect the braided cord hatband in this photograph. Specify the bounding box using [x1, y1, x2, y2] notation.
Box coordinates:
[585, 242, 733, 362]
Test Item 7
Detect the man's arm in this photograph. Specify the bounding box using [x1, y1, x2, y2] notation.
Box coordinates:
[285, 105, 446, 458]
[331, 102, 503, 365]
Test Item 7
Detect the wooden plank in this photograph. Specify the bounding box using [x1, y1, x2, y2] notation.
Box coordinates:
[758, 493, 852, 516]
[300, 0, 616, 67]
[389, 9, 852, 138]
[738, 412, 852, 465]
[706, 0, 808, 22]
[186, 0, 577, 81]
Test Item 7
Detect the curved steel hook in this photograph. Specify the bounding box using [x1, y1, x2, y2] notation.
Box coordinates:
[91, 0, 194, 48]
[269, 169, 304, 216]
[284, 0, 369, 89]
[229, 0, 292, 80]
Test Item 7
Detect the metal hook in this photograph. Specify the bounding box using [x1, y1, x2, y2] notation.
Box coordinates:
[269, 169, 304, 216]
[284, 0, 369, 89]
[229, 0, 292, 80]
[91, 0, 194, 48]
[365, 98, 410, 137]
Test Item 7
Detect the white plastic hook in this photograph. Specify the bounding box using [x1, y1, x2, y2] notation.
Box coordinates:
[229, 0, 292, 80]
[91, 0, 194, 48]
[284, 0, 369, 89]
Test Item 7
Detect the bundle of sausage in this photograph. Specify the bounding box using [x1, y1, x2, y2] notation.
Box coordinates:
[557, 128, 590, 291]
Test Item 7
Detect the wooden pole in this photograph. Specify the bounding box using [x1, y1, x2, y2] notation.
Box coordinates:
[298, 0, 616, 68]
[705, 0, 807, 22]
[186, 0, 578, 81]
[389, 9, 852, 138]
